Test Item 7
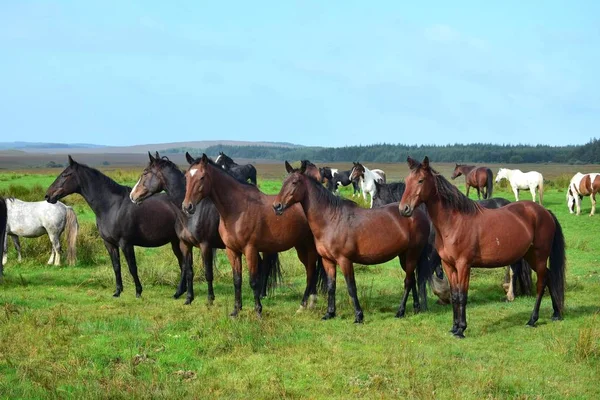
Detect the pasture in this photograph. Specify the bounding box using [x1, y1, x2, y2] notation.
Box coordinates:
[0, 162, 599, 399]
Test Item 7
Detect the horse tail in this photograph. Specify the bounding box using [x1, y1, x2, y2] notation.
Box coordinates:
[538, 174, 544, 205]
[259, 252, 282, 296]
[0, 198, 6, 276]
[315, 256, 328, 294]
[249, 165, 257, 185]
[547, 211, 566, 314]
[65, 206, 79, 266]
[486, 168, 494, 199]
[515, 259, 533, 296]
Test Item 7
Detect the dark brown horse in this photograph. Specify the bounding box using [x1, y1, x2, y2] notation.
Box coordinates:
[45, 156, 185, 298]
[451, 164, 493, 199]
[400, 157, 566, 338]
[181, 153, 322, 317]
[273, 162, 431, 323]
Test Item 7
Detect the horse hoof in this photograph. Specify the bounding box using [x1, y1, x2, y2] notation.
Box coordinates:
[184, 299, 193, 305]
[207, 299, 214, 307]
[551, 314, 563, 321]
[413, 307, 421, 315]
[395, 311, 405, 318]
[230, 310, 240, 318]
[296, 305, 307, 314]
[354, 318, 364, 324]
[173, 292, 183, 299]
[453, 332, 466, 339]
[113, 292, 121, 298]
[321, 312, 335, 320]
[526, 321, 537, 328]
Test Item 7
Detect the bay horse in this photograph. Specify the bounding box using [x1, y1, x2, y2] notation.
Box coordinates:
[567, 172, 600, 216]
[273, 162, 431, 323]
[451, 164, 493, 199]
[0, 198, 6, 276]
[400, 157, 565, 338]
[45, 156, 185, 298]
[181, 153, 323, 317]
[214, 152, 258, 185]
[3, 198, 78, 266]
[349, 162, 386, 208]
[495, 168, 544, 205]
[372, 181, 533, 302]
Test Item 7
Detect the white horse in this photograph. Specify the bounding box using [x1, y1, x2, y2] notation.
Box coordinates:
[349, 162, 386, 208]
[495, 168, 544, 204]
[567, 172, 600, 216]
[3, 199, 78, 266]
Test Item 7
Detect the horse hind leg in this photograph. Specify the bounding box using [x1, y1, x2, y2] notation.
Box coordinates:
[47, 233, 61, 266]
[244, 249, 262, 318]
[12, 235, 22, 263]
[121, 244, 143, 298]
[339, 258, 363, 323]
[525, 253, 548, 327]
[395, 253, 419, 318]
[590, 193, 596, 216]
[2, 231, 8, 265]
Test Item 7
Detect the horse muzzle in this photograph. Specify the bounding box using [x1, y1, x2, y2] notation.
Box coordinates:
[182, 202, 196, 215]
[272, 202, 285, 216]
[45, 193, 58, 204]
[399, 204, 413, 217]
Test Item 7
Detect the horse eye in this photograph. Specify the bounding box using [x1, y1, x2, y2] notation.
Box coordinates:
[418, 179, 424, 184]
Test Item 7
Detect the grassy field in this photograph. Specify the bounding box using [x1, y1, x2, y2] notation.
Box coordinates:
[0, 164, 599, 399]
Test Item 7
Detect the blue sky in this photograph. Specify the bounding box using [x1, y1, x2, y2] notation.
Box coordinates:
[1, 1, 598, 147]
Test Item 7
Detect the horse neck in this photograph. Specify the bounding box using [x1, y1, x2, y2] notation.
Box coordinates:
[423, 193, 462, 237]
[459, 165, 475, 175]
[161, 165, 186, 204]
[300, 180, 342, 226]
[77, 168, 128, 215]
[205, 164, 253, 217]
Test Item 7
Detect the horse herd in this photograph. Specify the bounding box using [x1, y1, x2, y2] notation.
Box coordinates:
[0, 152, 595, 338]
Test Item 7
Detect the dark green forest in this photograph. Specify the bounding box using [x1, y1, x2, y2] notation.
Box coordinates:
[162, 138, 600, 164]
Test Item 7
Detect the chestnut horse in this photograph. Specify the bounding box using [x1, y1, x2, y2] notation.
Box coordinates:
[181, 153, 323, 317]
[273, 162, 431, 323]
[451, 164, 493, 199]
[400, 157, 565, 338]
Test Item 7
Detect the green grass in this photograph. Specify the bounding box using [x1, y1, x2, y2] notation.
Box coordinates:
[0, 172, 599, 399]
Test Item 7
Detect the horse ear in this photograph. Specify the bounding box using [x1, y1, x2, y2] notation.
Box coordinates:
[299, 161, 307, 174]
[201, 153, 209, 164]
[407, 157, 419, 170]
[422, 157, 430, 169]
[185, 152, 195, 165]
[155, 151, 160, 159]
[285, 160, 294, 173]
[148, 152, 155, 162]
[68, 155, 75, 166]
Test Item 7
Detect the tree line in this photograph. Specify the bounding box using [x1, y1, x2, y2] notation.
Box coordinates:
[161, 139, 600, 164]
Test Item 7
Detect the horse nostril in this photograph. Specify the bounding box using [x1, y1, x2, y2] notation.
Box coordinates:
[44, 195, 49, 200]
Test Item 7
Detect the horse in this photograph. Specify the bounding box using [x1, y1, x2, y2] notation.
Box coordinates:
[291, 160, 321, 182]
[495, 168, 544, 204]
[181, 153, 323, 317]
[349, 162, 386, 208]
[451, 164, 494, 200]
[325, 168, 361, 196]
[567, 172, 600, 216]
[372, 183, 533, 303]
[214, 151, 258, 185]
[45, 155, 186, 299]
[400, 157, 565, 338]
[319, 167, 338, 185]
[273, 162, 431, 323]
[129, 152, 225, 304]
[3, 198, 78, 266]
[0, 198, 6, 276]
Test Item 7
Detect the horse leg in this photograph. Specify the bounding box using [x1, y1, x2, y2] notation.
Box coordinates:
[172, 241, 187, 299]
[48, 232, 61, 266]
[226, 248, 243, 317]
[295, 246, 316, 312]
[121, 244, 143, 298]
[530, 186, 536, 203]
[525, 252, 547, 327]
[465, 184, 470, 198]
[441, 260, 460, 334]
[321, 258, 337, 320]
[506, 265, 515, 301]
[12, 235, 22, 263]
[201, 243, 215, 305]
[395, 254, 419, 318]
[476, 187, 481, 200]
[454, 261, 471, 339]
[2, 230, 7, 265]
[590, 193, 596, 216]
[513, 187, 520, 202]
[244, 248, 262, 318]
[104, 241, 123, 297]
[339, 258, 363, 323]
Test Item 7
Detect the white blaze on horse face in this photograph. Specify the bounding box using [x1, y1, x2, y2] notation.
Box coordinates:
[215, 155, 222, 164]
[130, 177, 142, 202]
[189, 168, 198, 177]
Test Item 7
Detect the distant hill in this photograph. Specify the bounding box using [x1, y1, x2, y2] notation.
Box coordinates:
[0, 142, 105, 151]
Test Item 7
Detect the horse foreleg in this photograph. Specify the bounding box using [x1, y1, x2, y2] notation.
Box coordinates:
[2, 230, 7, 265]
[294, 246, 317, 311]
[201, 243, 215, 305]
[513, 187, 519, 202]
[173, 241, 187, 300]
[11, 235, 22, 263]
[226, 248, 243, 317]
[465, 184, 471, 198]
[321, 258, 337, 320]
[395, 253, 419, 318]
[590, 193, 596, 216]
[441, 260, 460, 335]
[339, 258, 363, 323]
[476, 187, 481, 200]
[48, 233, 60, 266]
[530, 186, 537, 203]
[104, 241, 123, 297]
[244, 248, 262, 318]
[454, 261, 471, 339]
[121, 244, 143, 298]
[506, 265, 515, 301]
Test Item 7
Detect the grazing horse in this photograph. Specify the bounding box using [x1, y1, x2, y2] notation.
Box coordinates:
[451, 164, 494, 199]
[325, 168, 361, 196]
[273, 162, 431, 323]
[214, 151, 258, 185]
[372, 183, 532, 303]
[495, 168, 544, 205]
[45, 156, 185, 298]
[181, 153, 323, 317]
[349, 162, 386, 208]
[3, 199, 78, 266]
[0, 198, 6, 276]
[567, 172, 600, 216]
[400, 157, 565, 338]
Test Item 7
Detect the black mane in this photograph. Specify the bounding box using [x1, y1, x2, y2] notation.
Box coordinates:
[304, 173, 357, 209]
[76, 162, 131, 195]
[192, 157, 258, 189]
[433, 172, 481, 215]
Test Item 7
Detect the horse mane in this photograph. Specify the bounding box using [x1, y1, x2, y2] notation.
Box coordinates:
[75, 162, 130, 194]
[154, 156, 184, 176]
[304, 173, 357, 209]
[433, 172, 481, 215]
[192, 156, 258, 189]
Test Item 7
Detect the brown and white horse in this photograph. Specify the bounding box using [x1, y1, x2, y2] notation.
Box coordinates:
[567, 172, 600, 216]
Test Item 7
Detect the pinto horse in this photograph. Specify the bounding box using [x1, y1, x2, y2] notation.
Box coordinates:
[45, 156, 185, 298]
[273, 162, 431, 323]
[0, 198, 6, 276]
[349, 162, 386, 208]
[181, 153, 323, 317]
[567, 172, 600, 216]
[451, 164, 494, 200]
[214, 152, 258, 185]
[400, 157, 565, 338]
